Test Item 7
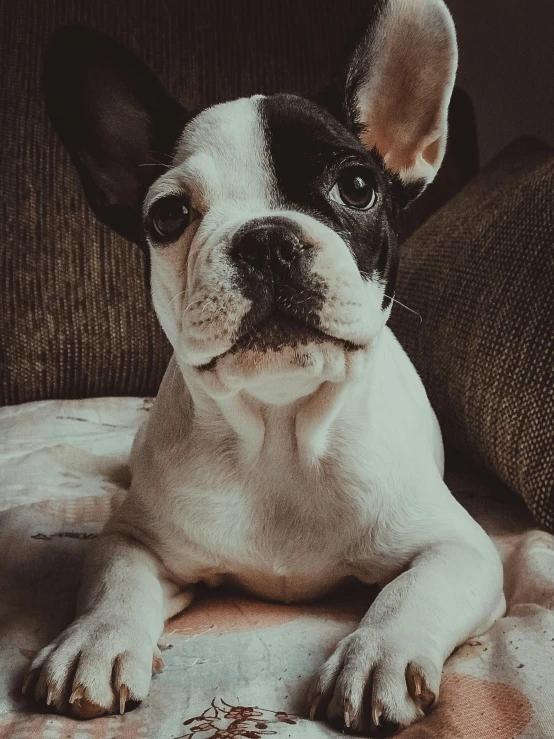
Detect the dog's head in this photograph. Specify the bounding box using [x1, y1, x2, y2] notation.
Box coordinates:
[44, 0, 456, 402]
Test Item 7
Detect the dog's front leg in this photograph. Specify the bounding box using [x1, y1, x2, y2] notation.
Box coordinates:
[23, 532, 193, 718]
[310, 537, 505, 735]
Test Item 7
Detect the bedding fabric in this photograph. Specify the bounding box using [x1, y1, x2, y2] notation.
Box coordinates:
[0, 397, 553, 738]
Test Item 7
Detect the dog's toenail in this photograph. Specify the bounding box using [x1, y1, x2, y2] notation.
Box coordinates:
[309, 694, 321, 721]
[119, 684, 129, 714]
[152, 656, 165, 674]
[344, 710, 351, 727]
[69, 686, 85, 704]
[21, 672, 32, 695]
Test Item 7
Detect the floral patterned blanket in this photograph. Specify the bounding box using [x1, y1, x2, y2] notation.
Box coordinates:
[0, 397, 553, 739]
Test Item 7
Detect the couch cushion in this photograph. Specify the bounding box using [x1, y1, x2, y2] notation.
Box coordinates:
[390, 138, 554, 532]
[0, 0, 476, 405]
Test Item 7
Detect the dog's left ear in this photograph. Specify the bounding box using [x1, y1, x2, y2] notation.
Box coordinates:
[43, 26, 187, 246]
[338, 0, 457, 187]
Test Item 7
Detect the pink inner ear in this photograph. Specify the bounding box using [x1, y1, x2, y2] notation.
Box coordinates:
[360, 116, 444, 178]
[358, 63, 451, 180]
[422, 136, 442, 166]
[353, 0, 457, 183]
[360, 122, 443, 181]
[361, 127, 418, 174]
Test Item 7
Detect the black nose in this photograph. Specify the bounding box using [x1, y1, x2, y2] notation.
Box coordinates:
[230, 221, 305, 273]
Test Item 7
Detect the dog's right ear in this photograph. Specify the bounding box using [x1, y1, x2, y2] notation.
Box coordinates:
[319, 0, 457, 199]
[43, 26, 187, 247]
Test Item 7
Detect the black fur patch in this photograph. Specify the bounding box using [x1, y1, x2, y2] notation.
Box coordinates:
[261, 94, 402, 307]
[230, 316, 345, 355]
[197, 315, 360, 371]
[43, 26, 188, 258]
[230, 215, 327, 344]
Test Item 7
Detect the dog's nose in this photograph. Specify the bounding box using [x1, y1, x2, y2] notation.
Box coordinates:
[231, 221, 305, 274]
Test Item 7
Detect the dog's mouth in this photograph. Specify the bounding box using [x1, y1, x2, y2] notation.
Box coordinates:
[197, 313, 362, 372]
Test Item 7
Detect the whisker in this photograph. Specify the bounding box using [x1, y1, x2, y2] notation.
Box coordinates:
[384, 295, 422, 323]
[139, 157, 173, 169]
[183, 298, 203, 315]
[167, 292, 203, 314]
[173, 297, 205, 318]
[171, 359, 179, 384]
[166, 290, 186, 309]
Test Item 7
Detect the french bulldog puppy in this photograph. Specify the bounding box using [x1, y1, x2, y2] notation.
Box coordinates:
[25, 0, 505, 734]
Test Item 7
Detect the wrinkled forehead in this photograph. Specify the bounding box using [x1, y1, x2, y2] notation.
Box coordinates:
[158, 94, 369, 212]
[170, 96, 274, 210]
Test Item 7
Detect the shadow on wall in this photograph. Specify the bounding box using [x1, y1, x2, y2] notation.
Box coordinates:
[448, 0, 554, 163]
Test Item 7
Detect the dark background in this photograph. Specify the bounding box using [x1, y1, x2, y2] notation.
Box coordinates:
[448, 0, 553, 162]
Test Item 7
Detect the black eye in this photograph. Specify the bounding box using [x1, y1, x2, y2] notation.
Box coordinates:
[329, 167, 376, 210]
[148, 196, 189, 243]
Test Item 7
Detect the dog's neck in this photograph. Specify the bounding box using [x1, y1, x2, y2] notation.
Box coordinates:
[162, 334, 384, 470]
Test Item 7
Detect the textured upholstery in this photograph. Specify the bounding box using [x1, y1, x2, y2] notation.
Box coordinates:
[390, 138, 554, 532]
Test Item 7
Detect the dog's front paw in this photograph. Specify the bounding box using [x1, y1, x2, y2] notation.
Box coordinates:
[22, 617, 164, 718]
[308, 628, 441, 736]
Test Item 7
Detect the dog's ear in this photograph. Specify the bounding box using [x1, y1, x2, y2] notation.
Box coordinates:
[333, 0, 457, 188]
[43, 26, 187, 246]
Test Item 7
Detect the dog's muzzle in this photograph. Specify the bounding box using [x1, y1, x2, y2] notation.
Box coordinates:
[229, 216, 326, 339]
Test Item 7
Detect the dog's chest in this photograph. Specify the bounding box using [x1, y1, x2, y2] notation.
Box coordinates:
[128, 356, 432, 602]
[159, 447, 369, 603]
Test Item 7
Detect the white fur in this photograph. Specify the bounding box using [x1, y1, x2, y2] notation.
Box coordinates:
[26, 312, 505, 728]
[27, 3, 505, 732]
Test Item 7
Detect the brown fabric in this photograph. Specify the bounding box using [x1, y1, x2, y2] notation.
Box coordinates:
[0, 0, 476, 405]
[390, 138, 554, 532]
